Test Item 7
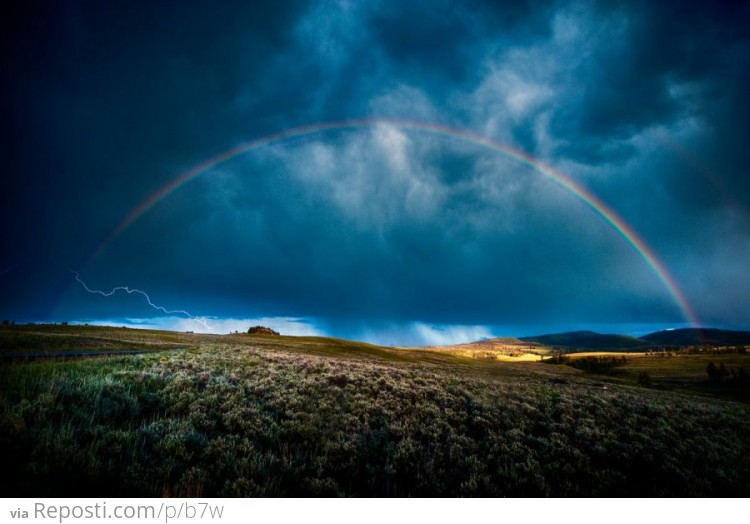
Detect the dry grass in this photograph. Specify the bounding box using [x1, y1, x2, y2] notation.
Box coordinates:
[418, 337, 550, 361]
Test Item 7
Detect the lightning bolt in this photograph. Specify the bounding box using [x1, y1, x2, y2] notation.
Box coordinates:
[69, 270, 210, 329]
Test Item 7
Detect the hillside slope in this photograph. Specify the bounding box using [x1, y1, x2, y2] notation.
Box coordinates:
[520, 330, 650, 351]
[1, 325, 749, 496]
[642, 328, 750, 347]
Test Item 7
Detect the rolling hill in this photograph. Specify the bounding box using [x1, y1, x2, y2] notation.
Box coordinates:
[641, 328, 750, 347]
[420, 336, 548, 360]
[519, 330, 651, 351]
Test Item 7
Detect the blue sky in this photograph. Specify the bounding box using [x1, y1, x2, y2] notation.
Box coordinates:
[2, 1, 749, 344]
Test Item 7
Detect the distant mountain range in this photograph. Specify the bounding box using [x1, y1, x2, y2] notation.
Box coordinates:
[519, 331, 650, 351]
[640, 328, 750, 347]
[519, 328, 750, 351]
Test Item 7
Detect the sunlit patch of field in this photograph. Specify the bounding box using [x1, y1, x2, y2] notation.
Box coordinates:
[435, 350, 544, 362]
[493, 352, 544, 361]
[419, 337, 551, 362]
[555, 351, 647, 360]
[1, 325, 748, 497]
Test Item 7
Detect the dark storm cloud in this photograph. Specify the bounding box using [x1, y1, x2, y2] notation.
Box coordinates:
[1, 0, 310, 318]
[364, 0, 555, 85]
[2, 0, 750, 340]
[550, 0, 750, 165]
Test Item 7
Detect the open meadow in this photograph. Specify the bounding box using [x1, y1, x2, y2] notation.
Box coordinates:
[1, 325, 749, 497]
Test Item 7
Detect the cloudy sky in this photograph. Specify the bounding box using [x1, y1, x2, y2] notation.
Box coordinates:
[2, 0, 749, 345]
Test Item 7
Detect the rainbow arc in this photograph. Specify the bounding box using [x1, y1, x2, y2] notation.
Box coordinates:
[87, 118, 699, 327]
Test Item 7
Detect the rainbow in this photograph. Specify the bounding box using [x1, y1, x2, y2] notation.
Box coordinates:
[91, 118, 699, 327]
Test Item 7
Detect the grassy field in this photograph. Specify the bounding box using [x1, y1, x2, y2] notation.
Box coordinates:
[419, 337, 549, 361]
[0, 324, 195, 353]
[1, 325, 749, 497]
[545, 350, 750, 400]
